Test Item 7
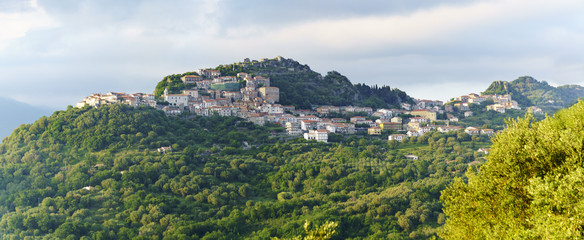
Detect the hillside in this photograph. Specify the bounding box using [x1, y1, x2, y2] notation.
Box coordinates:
[154, 57, 413, 109]
[482, 76, 584, 111]
[0, 104, 490, 239]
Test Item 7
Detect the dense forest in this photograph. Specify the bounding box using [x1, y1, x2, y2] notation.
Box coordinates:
[0, 104, 492, 239]
[153, 57, 413, 109]
[441, 101, 584, 239]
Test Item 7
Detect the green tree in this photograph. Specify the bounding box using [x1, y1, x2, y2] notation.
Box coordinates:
[275, 221, 339, 240]
[441, 101, 584, 239]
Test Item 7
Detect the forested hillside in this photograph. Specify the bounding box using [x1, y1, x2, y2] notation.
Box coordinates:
[0, 104, 490, 239]
[482, 76, 584, 112]
[441, 100, 584, 239]
[154, 57, 413, 109]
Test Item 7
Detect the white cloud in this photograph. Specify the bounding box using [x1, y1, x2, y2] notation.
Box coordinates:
[209, 0, 583, 56]
[0, 0, 56, 51]
[1, 0, 584, 108]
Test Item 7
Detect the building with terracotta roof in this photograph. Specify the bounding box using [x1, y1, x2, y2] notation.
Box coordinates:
[481, 129, 495, 136]
[465, 127, 480, 135]
[181, 75, 203, 84]
[437, 126, 463, 133]
[301, 120, 318, 131]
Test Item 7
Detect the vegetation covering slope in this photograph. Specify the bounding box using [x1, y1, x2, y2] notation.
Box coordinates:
[482, 76, 584, 111]
[154, 57, 413, 109]
[441, 100, 584, 239]
[0, 104, 490, 239]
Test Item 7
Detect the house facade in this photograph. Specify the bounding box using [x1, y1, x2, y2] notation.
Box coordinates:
[304, 130, 329, 143]
[410, 109, 437, 121]
[181, 75, 203, 84]
[389, 134, 408, 142]
[368, 127, 381, 135]
[259, 87, 280, 102]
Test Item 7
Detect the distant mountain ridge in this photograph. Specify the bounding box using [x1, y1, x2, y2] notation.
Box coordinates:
[154, 57, 413, 109]
[0, 97, 53, 142]
[482, 76, 584, 112]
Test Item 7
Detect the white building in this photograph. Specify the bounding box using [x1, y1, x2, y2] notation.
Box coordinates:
[165, 94, 189, 107]
[301, 120, 318, 131]
[260, 104, 284, 114]
[407, 131, 421, 137]
[183, 89, 200, 99]
[391, 117, 403, 123]
[389, 134, 408, 142]
[209, 106, 233, 117]
[304, 130, 329, 143]
[286, 122, 302, 135]
[465, 127, 480, 135]
[438, 126, 462, 133]
[487, 104, 506, 113]
[410, 117, 429, 123]
[372, 108, 393, 118]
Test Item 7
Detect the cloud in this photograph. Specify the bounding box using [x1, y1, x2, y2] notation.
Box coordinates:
[0, 0, 57, 51]
[0, 0, 583, 108]
[209, 0, 583, 55]
[219, 0, 485, 29]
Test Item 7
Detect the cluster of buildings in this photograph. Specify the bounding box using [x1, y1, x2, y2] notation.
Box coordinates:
[297, 107, 444, 143]
[75, 86, 466, 144]
[76, 69, 282, 119]
[447, 92, 545, 115]
[400, 99, 444, 112]
[367, 99, 499, 143]
[76, 92, 157, 108]
[387, 125, 495, 143]
[76, 63, 523, 145]
[287, 114, 392, 143]
[449, 93, 520, 113]
[163, 69, 280, 117]
[316, 106, 374, 115]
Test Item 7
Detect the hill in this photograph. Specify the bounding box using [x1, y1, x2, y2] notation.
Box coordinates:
[0, 104, 490, 239]
[482, 76, 584, 112]
[154, 57, 413, 109]
[0, 97, 53, 142]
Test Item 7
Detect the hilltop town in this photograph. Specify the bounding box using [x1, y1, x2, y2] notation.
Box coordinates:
[5, 57, 574, 240]
[76, 58, 545, 144]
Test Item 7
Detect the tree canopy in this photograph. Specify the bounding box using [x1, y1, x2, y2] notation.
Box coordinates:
[441, 100, 584, 239]
[0, 104, 494, 239]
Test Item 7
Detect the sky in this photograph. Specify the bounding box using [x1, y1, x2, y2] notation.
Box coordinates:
[1, 0, 583, 109]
